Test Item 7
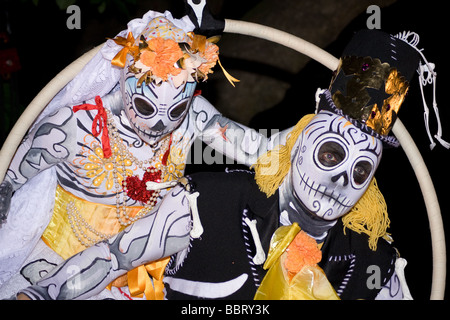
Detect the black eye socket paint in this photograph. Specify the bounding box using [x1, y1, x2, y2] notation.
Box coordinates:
[353, 160, 372, 185]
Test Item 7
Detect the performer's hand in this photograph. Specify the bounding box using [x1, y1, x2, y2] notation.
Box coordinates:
[0, 180, 13, 226]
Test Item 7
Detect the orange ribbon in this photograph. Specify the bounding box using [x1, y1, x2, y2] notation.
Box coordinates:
[111, 32, 140, 68]
[189, 33, 207, 53]
[73, 96, 112, 158]
[127, 257, 171, 300]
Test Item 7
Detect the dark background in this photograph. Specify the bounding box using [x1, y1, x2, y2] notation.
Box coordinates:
[1, 0, 448, 300]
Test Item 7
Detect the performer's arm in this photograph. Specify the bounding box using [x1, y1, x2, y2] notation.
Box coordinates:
[16, 185, 192, 300]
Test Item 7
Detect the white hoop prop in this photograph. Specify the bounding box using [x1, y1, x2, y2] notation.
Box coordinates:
[0, 18, 444, 300]
[223, 19, 446, 300]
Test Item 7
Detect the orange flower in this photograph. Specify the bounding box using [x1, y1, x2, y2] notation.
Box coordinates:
[140, 50, 156, 66]
[140, 38, 183, 81]
[284, 231, 322, 282]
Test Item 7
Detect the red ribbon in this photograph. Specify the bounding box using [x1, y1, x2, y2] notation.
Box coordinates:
[73, 96, 112, 158]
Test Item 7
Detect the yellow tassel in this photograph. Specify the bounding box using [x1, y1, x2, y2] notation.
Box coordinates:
[252, 113, 390, 251]
[217, 58, 240, 87]
[252, 114, 315, 197]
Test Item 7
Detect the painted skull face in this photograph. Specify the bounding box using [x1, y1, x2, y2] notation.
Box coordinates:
[122, 73, 196, 146]
[291, 111, 383, 220]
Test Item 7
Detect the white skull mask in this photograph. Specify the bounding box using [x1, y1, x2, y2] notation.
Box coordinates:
[122, 73, 196, 146]
[290, 111, 383, 220]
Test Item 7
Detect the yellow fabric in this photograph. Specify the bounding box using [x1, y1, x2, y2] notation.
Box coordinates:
[255, 224, 340, 300]
[342, 177, 391, 251]
[43, 185, 171, 300]
[255, 259, 340, 300]
[42, 185, 143, 259]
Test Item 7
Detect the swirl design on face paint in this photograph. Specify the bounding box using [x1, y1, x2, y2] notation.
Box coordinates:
[295, 170, 355, 214]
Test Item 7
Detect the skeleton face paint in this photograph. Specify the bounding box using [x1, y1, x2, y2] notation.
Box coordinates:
[112, 16, 222, 147]
[122, 72, 196, 146]
[291, 111, 383, 220]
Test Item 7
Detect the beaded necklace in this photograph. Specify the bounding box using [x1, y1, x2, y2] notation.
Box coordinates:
[67, 108, 172, 247]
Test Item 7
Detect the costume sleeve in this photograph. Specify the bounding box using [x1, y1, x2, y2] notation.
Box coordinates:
[375, 257, 413, 300]
[4, 106, 77, 191]
[16, 184, 192, 300]
[245, 172, 280, 250]
[191, 96, 289, 167]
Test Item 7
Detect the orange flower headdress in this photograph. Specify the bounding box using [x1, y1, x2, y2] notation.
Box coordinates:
[111, 16, 237, 88]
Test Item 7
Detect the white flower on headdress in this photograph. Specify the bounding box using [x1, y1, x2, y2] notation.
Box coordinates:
[172, 53, 205, 87]
[111, 14, 238, 87]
